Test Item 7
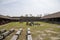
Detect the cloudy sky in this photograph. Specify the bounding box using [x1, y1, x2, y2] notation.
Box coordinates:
[0, 0, 60, 16]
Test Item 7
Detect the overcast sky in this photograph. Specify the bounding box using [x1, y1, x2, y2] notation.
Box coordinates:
[0, 0, 60, 16]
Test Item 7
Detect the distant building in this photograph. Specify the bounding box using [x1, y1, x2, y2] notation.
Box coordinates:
[0, 12, 60, 25]
[41, 12, 60, 23]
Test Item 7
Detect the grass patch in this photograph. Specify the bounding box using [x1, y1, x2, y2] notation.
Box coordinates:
[0, 21, 60, 40]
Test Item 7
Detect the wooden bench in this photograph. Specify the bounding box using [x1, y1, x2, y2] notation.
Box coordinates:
[27, 28, 32, 40]
[0, 28, 15, 40]
[27, 35, 32, 40]
[0, 29, 6, 34]
[10, 28, 22, 40]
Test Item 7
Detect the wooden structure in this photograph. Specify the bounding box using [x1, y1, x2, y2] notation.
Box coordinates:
[0, 15, 41, 25]
[41, 12, 60, 23]
[0, 12, 60, 25]
[10, 28, 22, 40]
[26, 28, 32, 40]
[0, 29, 6, 34]
[0, 28, 14, 40]
[0, 15, 11, 25]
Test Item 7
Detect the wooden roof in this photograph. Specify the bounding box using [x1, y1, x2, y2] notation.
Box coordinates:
[41, 12, 60, 19]
[0, 15, 10, 19]
[0, 15, 20, 20]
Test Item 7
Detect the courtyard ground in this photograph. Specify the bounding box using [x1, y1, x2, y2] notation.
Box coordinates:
[0, 22, 60, 40]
